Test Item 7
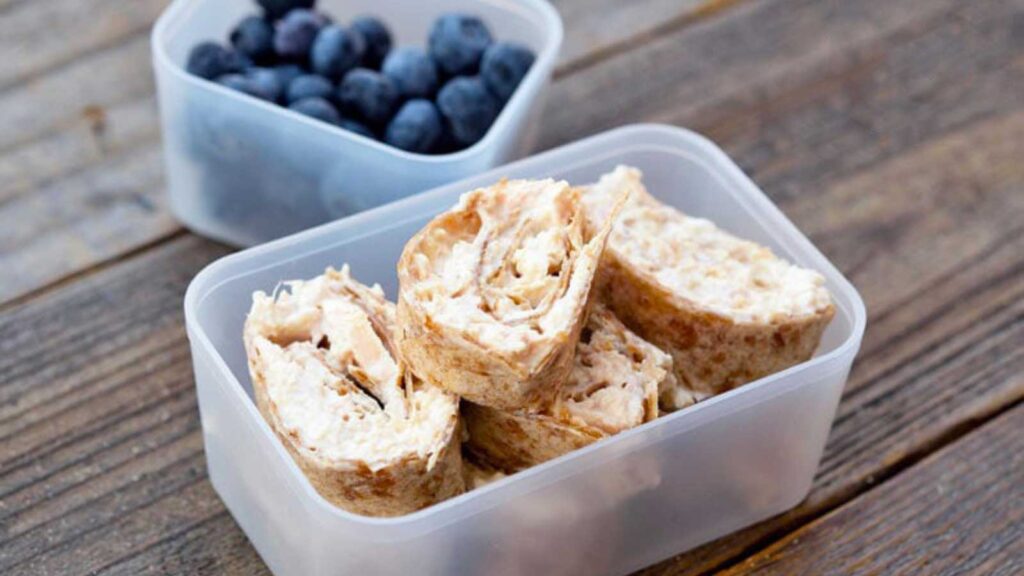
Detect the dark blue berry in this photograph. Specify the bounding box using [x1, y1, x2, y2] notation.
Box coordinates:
[385, 99, 442, 153]
[433, 126, 462, 154]
[215, 69, 281, 103]
[272, 63, 305, 87]
[187, 42, 249, 80]
[480, 42, 534, 102]
[245, 67, 283, 102]
[285, 74, 334, 104]
[230, 16, 274, 62]
[337, 68, 399, 126]
[288, 97, 341, 124]
[274, 9, 326, 60]
[257, 0, 315, 21]
[351, 16, 392, 69]
[311, 25, 366, 80]
[436, 76, 498, 146]
[339, 119, 376, 139]
[215, 73, 251, 93]
[428, 14, 493, 76]
[382, 47, 438, 99]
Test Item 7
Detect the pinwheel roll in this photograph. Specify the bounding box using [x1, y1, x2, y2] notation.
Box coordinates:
[583, 166, 835, 396]
[244, 266, 464, 517]
[397, 177, 627, 411]
[463, 305, 681, 470]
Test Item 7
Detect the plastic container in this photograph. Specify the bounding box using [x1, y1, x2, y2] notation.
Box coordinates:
[184, 124, 866, 576]
[152, 0, 563, 247]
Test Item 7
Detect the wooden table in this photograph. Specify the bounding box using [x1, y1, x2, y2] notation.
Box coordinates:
[2, 0, 1022, 574]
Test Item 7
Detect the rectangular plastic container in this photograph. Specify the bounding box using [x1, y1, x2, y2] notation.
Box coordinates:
[184, 124, 866, 576]
[152, 0, 562, 247]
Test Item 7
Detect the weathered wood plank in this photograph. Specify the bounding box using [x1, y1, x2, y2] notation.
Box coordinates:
[720, 404, 1024, 575]
[0, 0, 169, 92]
[95, 511, 268, 576]
[0, 96, 160, 205]
[549, 0, 741, 68]
[0, 237, 232, 574]
[0, 35, 155, 154]
[0, 143, 176, 303]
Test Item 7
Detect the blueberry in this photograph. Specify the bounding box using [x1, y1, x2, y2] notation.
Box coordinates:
[286, 74, 334, 104]
[385, 100, 442, 153]
[257, 0, 315, 21]
[433, 126, 462, 154]
[288, 97, 341, 124]
[272, 63, 306, 87]
[382, 47, 438, 99]
[215, 73, 251, 93]
[480, 42, 534, 102]
[230, 16, 274, 62]
[187, 42, 249, 80]
[216, 69, 281, 102]
[246, 67, 283, 102]
[274, 9, 326, 60]
[436, 76, 499, 146]
[337, 68, 399, 126]
[428, 14, 493, 76]
[339, 119, 376, 139]
[351, 16, 392, 69]
[310, 25, 366, 80]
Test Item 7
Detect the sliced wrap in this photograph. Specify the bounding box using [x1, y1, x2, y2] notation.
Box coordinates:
[397, 177, 626, 411]
[463, 305, 689, 470]
[244, 266, 464, 517]
[583, 166, 835, 396]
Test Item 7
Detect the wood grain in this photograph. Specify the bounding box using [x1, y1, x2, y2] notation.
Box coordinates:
[0, 0, 169, 92]
[0, 237, 235, 574]
[721, 404, 1024, 575]
[549, 0, 742, 71]
[1, 0, 1022, 574]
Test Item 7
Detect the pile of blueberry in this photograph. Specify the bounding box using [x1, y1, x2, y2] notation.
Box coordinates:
[186, 0, 536, 154]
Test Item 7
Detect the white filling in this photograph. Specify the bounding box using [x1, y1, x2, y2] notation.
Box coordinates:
[584, 166, 832, 324]
[248, 267, 455, 471]
[405, 178, 598, 362]
[551, 307, 663, 434]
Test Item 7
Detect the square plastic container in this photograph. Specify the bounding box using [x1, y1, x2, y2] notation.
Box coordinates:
[184, 124, 866, 576]
[152, 0, 562, 247]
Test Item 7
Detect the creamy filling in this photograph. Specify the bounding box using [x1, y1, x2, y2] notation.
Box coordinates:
[464, 461, 507, 489]
[550, 307, 663, 434]
[248, 267, 455, 470]
[584, 166, 832, 324]
[405, 178, 602, 363]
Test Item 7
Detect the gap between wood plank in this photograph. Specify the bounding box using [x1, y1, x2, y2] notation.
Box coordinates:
[0, 228, 190, 315]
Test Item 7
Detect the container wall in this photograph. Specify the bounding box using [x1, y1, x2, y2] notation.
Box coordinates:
[185, 125, 865, 576]
[154, 0, 560, 246]
[195, 328, 847, 576]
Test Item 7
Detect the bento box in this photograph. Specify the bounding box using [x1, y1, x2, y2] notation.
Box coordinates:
[152, 0, 563, 246]
[183, 124, 866, 576]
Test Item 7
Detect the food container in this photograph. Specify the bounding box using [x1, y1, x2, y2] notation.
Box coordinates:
[152, 0, 563, 247]
[183, 124, 866, 576]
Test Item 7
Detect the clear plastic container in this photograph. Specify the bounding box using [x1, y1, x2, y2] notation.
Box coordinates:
[152, 0, 563, 246]
[184, 125, 866, 576]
